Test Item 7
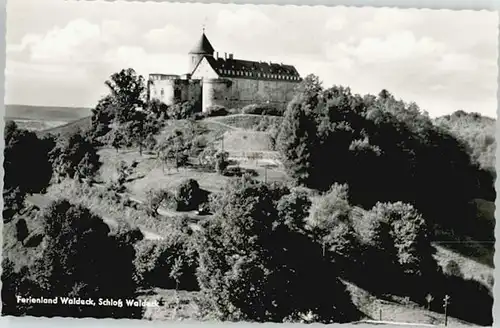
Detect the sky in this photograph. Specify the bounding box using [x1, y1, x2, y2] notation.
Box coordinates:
[5, 0, 499, 118]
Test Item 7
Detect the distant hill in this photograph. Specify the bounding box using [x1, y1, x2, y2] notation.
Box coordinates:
[37, 116, 92, 138]
[5, 104, 92, 122]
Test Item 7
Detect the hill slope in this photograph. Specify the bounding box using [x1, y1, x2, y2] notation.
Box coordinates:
[6, 104, 92, 122]
[37, 116, 92, 138]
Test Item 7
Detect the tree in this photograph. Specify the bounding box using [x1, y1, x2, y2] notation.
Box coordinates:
[167, 100, 201, 119]
[89, 95, 117, 142]
[50, 131, 101, 183]
[278, 80, 485, 236]
[276, 190, 312, 231]
[105, 68, 146, 123]
[307, 184, 358, 260]
[101, 122, 131, 151]
[215, 150, 229, 175]
[126, 110, 162, 155]
[357, 201, 438, 296]
[109, 160, 136, 192]
[156, 129, 190, 171]
[9, 200, 142, 319]
[144, 188, 173, 216]
[276, 95, 318, 186]
[133, 236, 198, 290]
[425, 293, 434, 310]
[15, 219, 29, 243]
[4, 121, 54, 220]
[195, 181, 360, 323]
[147, 98, 169, 118]
[175, 179, 202, 211]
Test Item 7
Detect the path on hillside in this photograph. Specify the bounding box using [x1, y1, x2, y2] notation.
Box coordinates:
[26, 193, 164, 241]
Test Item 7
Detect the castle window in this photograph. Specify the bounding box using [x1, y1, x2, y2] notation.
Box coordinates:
[160, 88, 165, 98]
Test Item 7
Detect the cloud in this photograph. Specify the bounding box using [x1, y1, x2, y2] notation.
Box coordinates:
[333, 30, 446, 64]
[4, 2, 497, 117]
[325, 16, 347, 31]
[144, 24, 190, 52]
[215, 7, 278, 41]
[29, 19, 101, 62]
[359, 8, 422, 36]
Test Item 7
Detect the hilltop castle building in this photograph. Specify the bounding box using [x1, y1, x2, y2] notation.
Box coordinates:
[148, 32, 303, 112]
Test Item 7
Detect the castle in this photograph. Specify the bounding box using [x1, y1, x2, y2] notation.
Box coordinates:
[148, 31, 303, 112]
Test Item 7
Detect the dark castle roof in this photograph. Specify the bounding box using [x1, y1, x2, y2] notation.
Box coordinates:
[189, 32, 215, 55]
[188, 32, 301, 81]
[201, 56, 301, 81]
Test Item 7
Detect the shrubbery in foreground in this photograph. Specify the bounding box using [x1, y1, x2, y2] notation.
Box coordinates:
[2, 200, 143, 319]
[195, 178, 360, 323]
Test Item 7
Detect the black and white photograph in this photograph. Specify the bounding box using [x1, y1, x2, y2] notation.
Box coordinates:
[2, 0, 497, 326]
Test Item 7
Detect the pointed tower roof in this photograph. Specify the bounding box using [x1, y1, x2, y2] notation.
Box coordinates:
[189, 32, 215, 55]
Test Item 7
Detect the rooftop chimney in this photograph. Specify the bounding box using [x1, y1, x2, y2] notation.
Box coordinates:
[215, 52, 219, 59]
[228, 53, 234, 60]
[224, 52, 227, 60]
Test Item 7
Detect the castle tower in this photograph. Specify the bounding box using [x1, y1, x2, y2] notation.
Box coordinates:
[188, 31, 214, 74]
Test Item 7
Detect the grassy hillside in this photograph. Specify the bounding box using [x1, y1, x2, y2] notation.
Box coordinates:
[6, 104, 92, 121]
[208, 113, 283, 131]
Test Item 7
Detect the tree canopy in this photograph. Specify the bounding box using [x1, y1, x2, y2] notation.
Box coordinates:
[195, 178, 360, 323]
[277, 75, 491, 233]
[7, 200, 143, 319]
[4, 121, 54, 220]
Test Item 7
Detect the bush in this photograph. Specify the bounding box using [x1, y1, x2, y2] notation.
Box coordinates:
[175, 179, 202, 211]
[204, 105, 228, 117]
[2, 200, 142, 319]
[487, 274, 494, 287]
[444, 260, 463, 278]
[133, 235, 198, 290]
[242, 103, 282, 116]
[215, 151, 229, 175]
[167, 100, 201, 119]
